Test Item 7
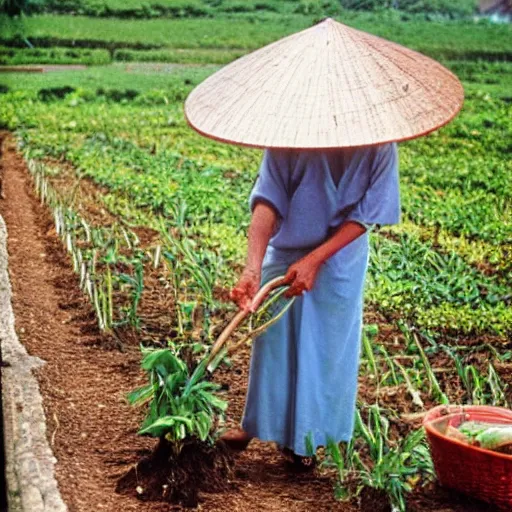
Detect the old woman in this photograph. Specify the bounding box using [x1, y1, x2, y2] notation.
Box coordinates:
[184, 18, 463, 470]
[223, 144, 399, 468]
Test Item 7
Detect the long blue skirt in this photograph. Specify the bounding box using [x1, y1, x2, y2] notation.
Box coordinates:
[241, 233, 369, 456]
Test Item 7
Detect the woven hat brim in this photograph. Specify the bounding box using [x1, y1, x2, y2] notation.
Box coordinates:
[185, 19, 464, 149]
[185, 99, 463, 150]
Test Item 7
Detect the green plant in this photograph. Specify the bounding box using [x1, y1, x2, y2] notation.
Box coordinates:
[362, 324, 379, 384]
[128, 346, 226, 447]
[325, 405, 435, 512]
[119, 344, 234, 507]
[398, 322, 449, 404]
[487, 363, 509, 407]
[442, 345, 509, 407]
[116, 255, 145, 329]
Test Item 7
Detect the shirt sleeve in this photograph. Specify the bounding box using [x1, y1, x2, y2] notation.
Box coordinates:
[345, 143, 401, 227]
[249, 149, 289, 219]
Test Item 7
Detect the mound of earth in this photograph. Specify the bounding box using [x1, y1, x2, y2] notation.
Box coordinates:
[116, 438, 234, 507]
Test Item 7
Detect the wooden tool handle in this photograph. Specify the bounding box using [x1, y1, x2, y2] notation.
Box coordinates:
[249, 275, 288, 313]
[205, 275, 287, 367]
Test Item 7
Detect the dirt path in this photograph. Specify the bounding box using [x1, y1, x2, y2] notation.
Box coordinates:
[0, 131, 359, 511]
[0, 65, 88, 73]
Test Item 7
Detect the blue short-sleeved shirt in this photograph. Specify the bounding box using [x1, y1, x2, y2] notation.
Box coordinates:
[249, 143, 401, 250]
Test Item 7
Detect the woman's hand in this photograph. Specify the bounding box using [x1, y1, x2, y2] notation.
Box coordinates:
[283, 254, 323, 298]
[230, 267, 261, 312]
[282, 222, 365, 298]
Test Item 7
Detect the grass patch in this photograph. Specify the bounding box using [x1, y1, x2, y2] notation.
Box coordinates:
[113, 47, 245, 65]
[0, 15, 305, 50]
[0, 63, 216, 93]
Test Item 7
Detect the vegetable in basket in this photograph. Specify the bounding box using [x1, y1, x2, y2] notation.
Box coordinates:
[446, 420, 512, 453]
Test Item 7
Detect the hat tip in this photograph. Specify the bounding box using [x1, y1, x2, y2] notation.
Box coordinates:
[317, 16, 335, 25]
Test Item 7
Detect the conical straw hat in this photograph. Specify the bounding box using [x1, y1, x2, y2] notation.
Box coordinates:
[185, 18, 463, 149]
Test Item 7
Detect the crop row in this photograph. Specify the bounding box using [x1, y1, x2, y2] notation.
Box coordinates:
[0, 45, 111, 65]
[24, 156, 235, 347]
[0, 45, 247, 66]
[13, 101, 509, 338]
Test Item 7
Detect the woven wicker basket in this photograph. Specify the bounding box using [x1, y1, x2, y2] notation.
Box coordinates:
[423, 405, 512, 511]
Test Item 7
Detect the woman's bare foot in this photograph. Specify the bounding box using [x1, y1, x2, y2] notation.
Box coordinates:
[219, 428, 253, 451]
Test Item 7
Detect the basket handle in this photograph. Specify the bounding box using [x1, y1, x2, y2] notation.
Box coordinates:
[205, 275, 287, 367]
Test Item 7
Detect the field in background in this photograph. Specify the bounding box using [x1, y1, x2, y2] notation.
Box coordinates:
[0, 3, 511, 510]
[7, 0, 482, 19]
[1, 3, 512, 66]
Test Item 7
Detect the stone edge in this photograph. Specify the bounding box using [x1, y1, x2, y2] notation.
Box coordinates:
[0, 215, 67, 512]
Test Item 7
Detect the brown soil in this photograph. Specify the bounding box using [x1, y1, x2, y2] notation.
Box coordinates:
[116, 438, 234, 508]
[0, 65, 88, 73]
[0, 131, 501, 511]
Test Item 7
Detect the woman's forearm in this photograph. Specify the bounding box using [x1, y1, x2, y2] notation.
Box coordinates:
[231, 202, 278, 310]
[308, 221, 367, 267]
[282, 220, 368, 296]
[246, 202, 278, 273]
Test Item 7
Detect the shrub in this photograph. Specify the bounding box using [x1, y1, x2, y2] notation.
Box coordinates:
[38, 86, 76, 101]
[294, 0, 343, 16]
[116, 346, 233, 507]
[0, 0, 40, 16]
[96, 87, 139, 102]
